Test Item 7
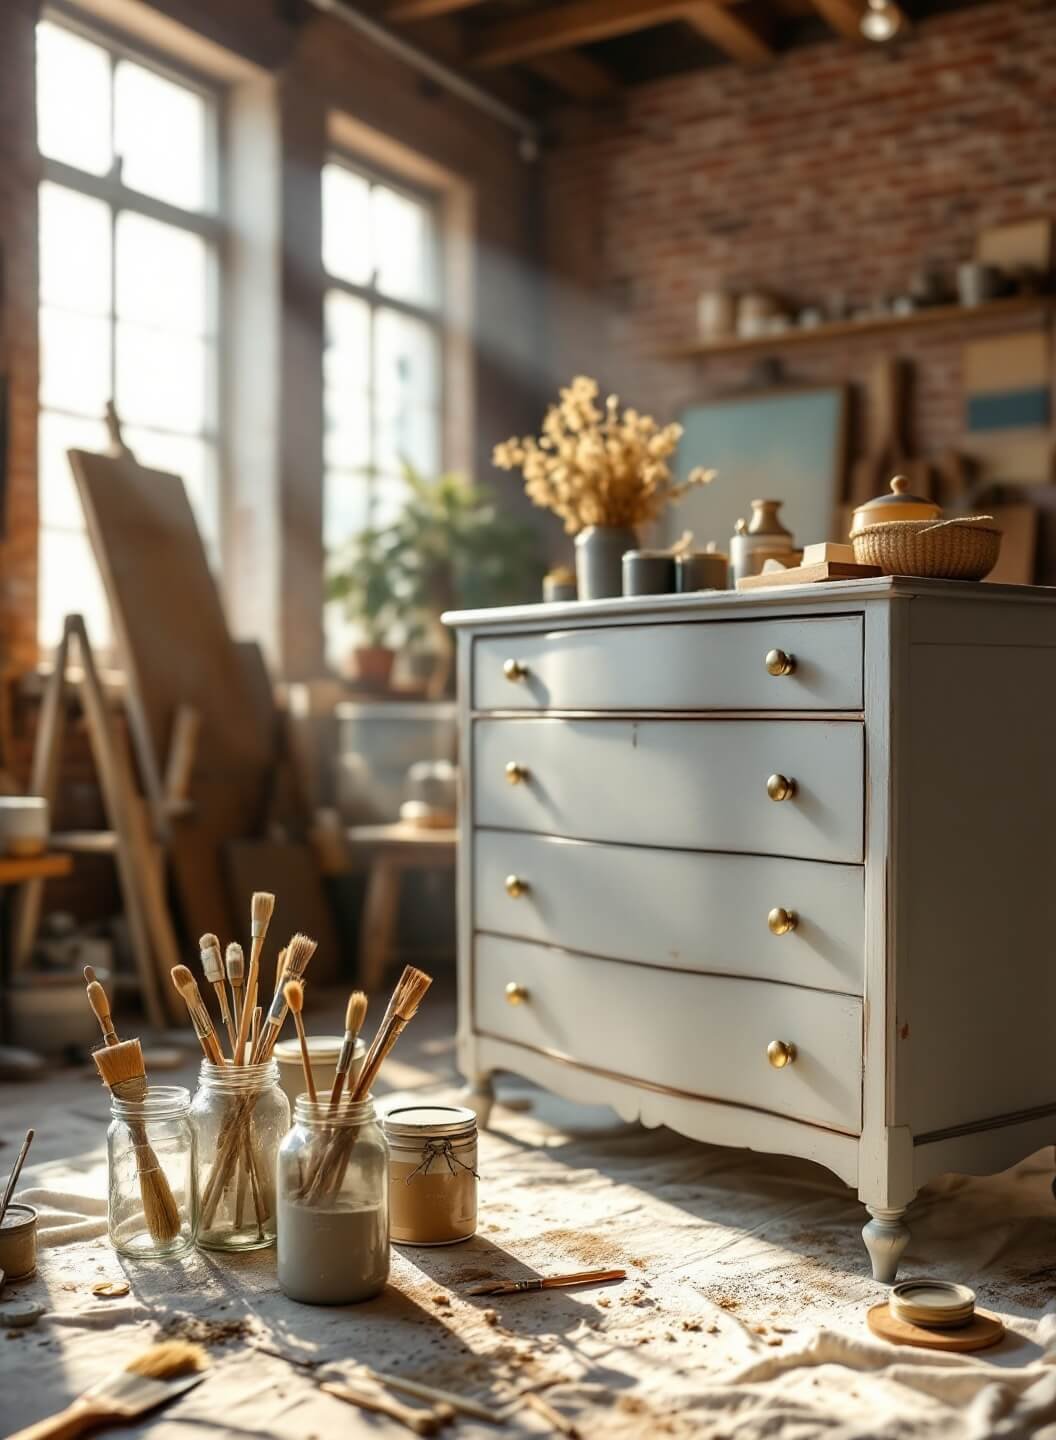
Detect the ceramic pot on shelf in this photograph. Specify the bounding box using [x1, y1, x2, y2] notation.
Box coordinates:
[729, 500, 798, 585]
[574, 525, 638, 601]
[849, 475, 941, 537]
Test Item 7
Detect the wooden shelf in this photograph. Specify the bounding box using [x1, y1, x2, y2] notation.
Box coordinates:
[0, 852, 74, 886]
[668, 294, 1055, 361]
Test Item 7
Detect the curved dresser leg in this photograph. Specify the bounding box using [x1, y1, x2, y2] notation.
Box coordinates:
[462, 1071, 496, 1128]
[862, 1205, 911, 1283]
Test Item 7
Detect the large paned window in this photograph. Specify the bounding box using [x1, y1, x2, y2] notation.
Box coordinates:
[321, 157, 444, 555]
[36, 15, 222, 649]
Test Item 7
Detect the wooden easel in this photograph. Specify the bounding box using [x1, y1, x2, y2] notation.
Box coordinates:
[10, 614, 183, 1025]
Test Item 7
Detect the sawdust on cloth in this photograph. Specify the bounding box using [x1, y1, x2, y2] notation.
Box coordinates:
[3, 1046, 1056, 1437]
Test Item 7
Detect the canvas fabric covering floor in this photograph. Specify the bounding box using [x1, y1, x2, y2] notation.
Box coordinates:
[3, 995, 1056, 1439]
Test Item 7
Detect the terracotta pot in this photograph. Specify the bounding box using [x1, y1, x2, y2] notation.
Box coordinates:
[352, 645, 396, 688]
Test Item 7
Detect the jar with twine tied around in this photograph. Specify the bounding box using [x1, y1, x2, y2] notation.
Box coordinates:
[383, 1105, 479, 1246]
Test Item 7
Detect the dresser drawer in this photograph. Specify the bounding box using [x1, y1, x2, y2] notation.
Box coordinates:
[475, 935, 863, 1133]
[474, 718, 864, 864]
[474, 832, 864, 995]
[474, 616, 862, 712]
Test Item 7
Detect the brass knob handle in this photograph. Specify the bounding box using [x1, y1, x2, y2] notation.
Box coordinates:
[765, 648, 795, 677]
[766, 773, 796, 802]
[505, 761, 529, 786]
[767, 1040, 796, 1069]
[505, 982, 529, 1006]
[767, 906, 797, 936]
[503, 658, 529, 682]
[505, 874, 528, 898]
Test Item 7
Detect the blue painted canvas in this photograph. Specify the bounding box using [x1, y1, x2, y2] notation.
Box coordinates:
[669, 387, 847, 550]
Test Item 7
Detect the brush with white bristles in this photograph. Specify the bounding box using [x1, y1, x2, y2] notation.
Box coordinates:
[225, 941, 245, 1034]
[7, 1339, 208, 1440]
[92, 1039, 182, 1245]
[283, 979, 317, 1104]
[330, 990, 368, 1112]
[169, 966, 225, 1066]
[199, 933, 235, 1056]
[233, 892, 275, 1065]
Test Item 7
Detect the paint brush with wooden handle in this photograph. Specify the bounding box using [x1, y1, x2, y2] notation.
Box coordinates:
[284, 979, 317, 1103]
[321, 1381, 453, 1437]
[466, 1268, 627, 1296]
[84, 967, 118, 1047]
[199, 933, 235, 1055]
[170, 966, 225, 1066]
[225, 942, 245, 1032]
[233, 890, 275, 1065]
[329, 990, 367, 1111]
[250, 933, 317, 1065]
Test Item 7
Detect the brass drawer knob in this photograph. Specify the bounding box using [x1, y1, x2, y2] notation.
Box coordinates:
[767, 1040, 796, 1069]
[505, 761, 529, 786]
[505, 982, 529, 1006]
[765, 648, 795, 677]
[505, 874, 528, 898]
[766, 773, 796, 802]
[767, 906, 797, 936]
[503, 658, 529, 682]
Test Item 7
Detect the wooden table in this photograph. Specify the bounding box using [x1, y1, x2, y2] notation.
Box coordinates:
[0, 852, 73, 887]
[344, 824, 456, 994]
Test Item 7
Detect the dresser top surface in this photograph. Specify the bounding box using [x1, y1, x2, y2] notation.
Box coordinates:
[444, 576, 1056, 631]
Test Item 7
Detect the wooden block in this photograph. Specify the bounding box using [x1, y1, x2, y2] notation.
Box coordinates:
[867, 1303, 1004, 1353]
[737, 560, 882, 591]
[802, 542, 854, 565]
[975, 217, 1053, 273]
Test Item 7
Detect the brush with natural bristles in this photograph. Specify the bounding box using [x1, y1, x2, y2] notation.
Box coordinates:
[200, 932, 318, 1229]
[330, 990, 368, 1112]
[8, 1339, 208, 1440]
[199, 933, 235, 1055]
[233, 891, 275, 1065]
[170, 966, 225, 1066]
[306, 966, 432, 1203]
[92, 1040, 181, 1244]
[225, 942, 245, 1034]
[283, 979, 317, 1104]
[251, 933, 318, 1065]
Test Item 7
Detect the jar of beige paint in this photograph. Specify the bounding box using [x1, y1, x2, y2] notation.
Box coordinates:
[384, 1105, 478, 1247]
[273, 1035, 365, 1110]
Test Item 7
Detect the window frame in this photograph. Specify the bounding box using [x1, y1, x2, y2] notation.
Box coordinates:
[36, 5, 227, 648]
[322, 148, 448, 539]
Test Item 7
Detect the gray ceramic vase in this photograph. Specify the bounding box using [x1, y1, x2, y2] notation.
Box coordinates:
[574, 525, 638, 601]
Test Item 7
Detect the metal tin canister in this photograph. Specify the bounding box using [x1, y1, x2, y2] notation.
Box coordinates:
[0, 1203, 38, 1279]
[675, 551, 729, 592]
[622, 550, 676, 597]
[384, 1104, 478, 1247]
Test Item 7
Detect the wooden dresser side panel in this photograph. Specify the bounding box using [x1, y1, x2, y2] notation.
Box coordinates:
[900, 597, 1056, 1137]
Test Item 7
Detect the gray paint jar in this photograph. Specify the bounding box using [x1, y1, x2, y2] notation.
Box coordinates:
[0, 1203, 37, 1280]
[622, 550, 676, 597]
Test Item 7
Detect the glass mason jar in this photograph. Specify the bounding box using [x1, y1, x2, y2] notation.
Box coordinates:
[107, 1085, 194, 1259]
[190, 1060, 289, 1252]
[277, 1095, 389, 1305]
[384, 1104, 478, 1246]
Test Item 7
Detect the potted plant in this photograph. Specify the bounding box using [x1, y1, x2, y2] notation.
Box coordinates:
[325, 525, 407, 688]
[493, 375, 715, 599]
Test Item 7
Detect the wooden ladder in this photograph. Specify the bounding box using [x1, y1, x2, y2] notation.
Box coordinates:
[9, 614, 183, 1026]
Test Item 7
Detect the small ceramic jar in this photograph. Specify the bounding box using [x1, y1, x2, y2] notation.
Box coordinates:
[0, 1204, 38, 1279]
[675, 547, 729, 592]
[384, 1104, 478, 1247]
[850, 475, 942, 536]
[730, 500, 798, 584]
[622, 549, 676, 597]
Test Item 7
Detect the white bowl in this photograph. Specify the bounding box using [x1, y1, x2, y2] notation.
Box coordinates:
[0, 797, 49, 857]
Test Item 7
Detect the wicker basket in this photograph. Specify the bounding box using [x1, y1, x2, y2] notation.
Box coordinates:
[851, 516, 1001, 581]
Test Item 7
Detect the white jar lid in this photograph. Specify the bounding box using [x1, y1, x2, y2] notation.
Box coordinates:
[274, 1035, 362, 1063]
[383, 1104, 477, 1139]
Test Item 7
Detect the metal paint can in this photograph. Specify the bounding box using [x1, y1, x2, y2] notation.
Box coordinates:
[0, 1203, 38, 1280]
[622, 549, 676, 597]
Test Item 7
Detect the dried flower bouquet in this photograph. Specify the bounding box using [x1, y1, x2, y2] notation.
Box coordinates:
[493, 375, 715, 534]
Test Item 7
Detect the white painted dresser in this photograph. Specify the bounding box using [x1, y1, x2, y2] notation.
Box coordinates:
[446, 579, 1056, 1279]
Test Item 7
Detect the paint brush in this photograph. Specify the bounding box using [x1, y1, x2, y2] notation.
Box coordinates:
[283, 979, 317, 1103]
[92, 1040, 181, 1243]
[84, 967, 118, 1047]
[321, 1380, 453, 1437]
[465, 1268, 627, 1297]
[329, 990, 367, 1112]
[233, 890, 275, 1065]
[225, 942, 245, 1032]
[7, 1339, 208, 1440]
[0, 1130, 34, 1226]
[169, 966, 225, 1066]
[199, 933, 235, 1055]
[251, 933, 317, 1065]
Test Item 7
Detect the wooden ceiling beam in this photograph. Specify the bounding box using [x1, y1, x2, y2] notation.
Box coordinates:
[385, 0, 488, 20]
[683, 3, 774, 63]
[470, 0, 736, 69]
[808, 0, 864, 40]
[526, 49, 620, 101]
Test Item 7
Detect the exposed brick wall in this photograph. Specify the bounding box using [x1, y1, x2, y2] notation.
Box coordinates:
[542, 0, 1056, 479]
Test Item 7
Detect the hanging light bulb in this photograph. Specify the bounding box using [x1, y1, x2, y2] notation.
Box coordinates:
[860, 0, 902, 42]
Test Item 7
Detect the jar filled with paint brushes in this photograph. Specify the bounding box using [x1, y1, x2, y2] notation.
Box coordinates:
[384, 1105, 478, 1246]
[191, 1060, 289, 1251]
[107, 1083, 195, 1259]
[277, 1095, 390, 1304]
